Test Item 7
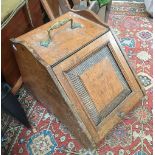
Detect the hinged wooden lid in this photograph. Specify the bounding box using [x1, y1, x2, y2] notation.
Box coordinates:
[15, 11, 109, 66]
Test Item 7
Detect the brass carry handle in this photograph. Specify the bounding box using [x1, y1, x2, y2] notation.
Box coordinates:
[40, 18, 82, 47]
[47, 18, 73, 40]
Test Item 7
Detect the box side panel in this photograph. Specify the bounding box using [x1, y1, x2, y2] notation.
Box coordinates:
[13, 43, 95, 148]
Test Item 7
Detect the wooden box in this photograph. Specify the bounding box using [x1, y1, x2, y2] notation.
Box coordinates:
[12, 11, 145, 148]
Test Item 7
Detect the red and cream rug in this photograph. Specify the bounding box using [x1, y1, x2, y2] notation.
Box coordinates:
[2, 1, 153, 155]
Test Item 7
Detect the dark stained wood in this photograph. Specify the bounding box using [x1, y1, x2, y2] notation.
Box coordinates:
[11, 77, 23, 95]
[41, 0, 71, 20]
[40, 0, 56, 20]
[12, 11, 145, 148]
[1, 0, 43, 89]
[40, 0, 61, 20]
[41, 0, 112, 24]
[71, 9, 109, 27]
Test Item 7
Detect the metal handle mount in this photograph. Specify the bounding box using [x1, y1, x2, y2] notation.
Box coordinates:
[40, 18, 82, 47]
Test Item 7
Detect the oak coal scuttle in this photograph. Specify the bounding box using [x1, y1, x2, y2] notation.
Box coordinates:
[12, 11, 145, 148]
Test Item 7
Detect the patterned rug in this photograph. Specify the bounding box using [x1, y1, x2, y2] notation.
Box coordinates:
[114, 0, 144, 2]
[1, 1, 153, 155]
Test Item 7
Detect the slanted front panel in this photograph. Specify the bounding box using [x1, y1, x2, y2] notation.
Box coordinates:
[64, 46, 131, 126]
[53, 32, 144, 143]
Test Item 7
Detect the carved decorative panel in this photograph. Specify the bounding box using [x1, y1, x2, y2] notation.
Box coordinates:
[64, 46, 131, 126]
[53, 32, 144, 145]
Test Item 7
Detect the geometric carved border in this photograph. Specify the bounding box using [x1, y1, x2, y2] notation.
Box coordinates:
[65, 45, 131, 126]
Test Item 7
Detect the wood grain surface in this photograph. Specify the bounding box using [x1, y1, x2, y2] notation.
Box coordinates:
[80, 58, 123, 113]
[13, 11, 144, 148]
[16, 12, 108, 66]
[2, 0, 43, 89]
[53, 31, 144, 143]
